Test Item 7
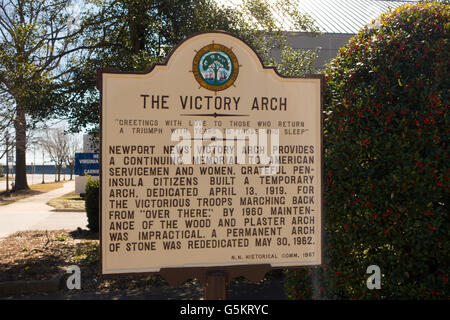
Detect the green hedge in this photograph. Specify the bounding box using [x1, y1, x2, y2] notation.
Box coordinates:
[286, 2, 449, 299]
[85, 177, 100, 232]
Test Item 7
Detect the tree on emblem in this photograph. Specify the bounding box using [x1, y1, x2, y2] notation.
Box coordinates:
[202, 52, 230, 84]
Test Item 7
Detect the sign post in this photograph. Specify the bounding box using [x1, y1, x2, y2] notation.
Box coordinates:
[98, 31, 323, 299]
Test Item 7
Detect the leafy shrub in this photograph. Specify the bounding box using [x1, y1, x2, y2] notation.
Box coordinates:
[85, 177, 100, 232]
[286, 3, 449, 299]
[284, 268, 313, 299]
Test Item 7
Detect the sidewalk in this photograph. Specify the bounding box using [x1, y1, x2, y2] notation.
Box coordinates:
[0, 181, 87, 239]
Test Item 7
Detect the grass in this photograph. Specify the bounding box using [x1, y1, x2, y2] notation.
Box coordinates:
[0, 230, 286, 299]
[46, 192, 85, 211]
[0, 182, 65, 206]
[0, 230, 80, 282]
[0, 230, 170, 295]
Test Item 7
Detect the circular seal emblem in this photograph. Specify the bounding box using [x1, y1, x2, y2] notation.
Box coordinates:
[193, 43, 239, 91]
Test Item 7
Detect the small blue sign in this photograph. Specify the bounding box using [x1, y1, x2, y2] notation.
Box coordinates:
[75, 153, 99, 176]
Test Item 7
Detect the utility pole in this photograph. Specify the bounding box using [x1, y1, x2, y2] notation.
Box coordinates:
[5, 131, 9, 192]
[42, 148, 45, 184]
[32, 146, 36, 184]
[11, 144, 14, 186]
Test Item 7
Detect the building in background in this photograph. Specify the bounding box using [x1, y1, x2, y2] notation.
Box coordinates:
[83, 134, 99, 153]
[220, 0, 417, 69]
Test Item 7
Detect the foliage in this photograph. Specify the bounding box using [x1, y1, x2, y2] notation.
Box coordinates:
[64, 0, 320, 132]
[284, 268, 313, 299]
[286, 2, 449, 299]
[85, 176, 100, 232]
[0, 0, 88, 190]
[233, 0, 320, 76]
[63, 0, 241, 131]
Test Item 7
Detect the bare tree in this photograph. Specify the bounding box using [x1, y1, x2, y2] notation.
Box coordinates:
[41, 127, 71, 182]
[65, 133, 81, 180]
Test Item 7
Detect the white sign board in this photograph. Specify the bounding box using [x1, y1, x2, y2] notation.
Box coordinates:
[100, 32, 323, 275]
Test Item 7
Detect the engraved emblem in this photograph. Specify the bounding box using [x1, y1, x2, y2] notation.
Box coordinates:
[193, 43, 239, 91]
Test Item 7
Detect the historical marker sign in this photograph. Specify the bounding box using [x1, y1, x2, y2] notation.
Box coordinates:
[99, 31, 323, 275]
